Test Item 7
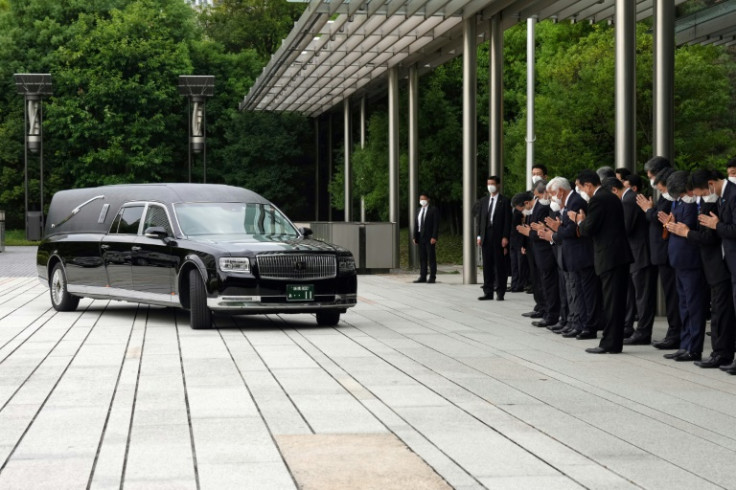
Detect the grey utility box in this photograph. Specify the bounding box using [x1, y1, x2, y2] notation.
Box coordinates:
[308, 222, 398, 272]
[26, 211, 43, 241]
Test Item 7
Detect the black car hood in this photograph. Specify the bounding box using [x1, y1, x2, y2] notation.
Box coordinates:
[186, 235, 350, 255]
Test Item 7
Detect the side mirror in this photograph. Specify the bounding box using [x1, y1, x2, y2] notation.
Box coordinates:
[299, 226, 314, 237]
[144, 226, 169, 240]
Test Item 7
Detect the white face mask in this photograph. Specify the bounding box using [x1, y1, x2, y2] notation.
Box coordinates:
[551, 196, 563, 206]
[550, 201, 561, 213]
[522, 208, 532, 216]
[650, 178, 656, 188]
[419, 199, 428, 207]
[488, 185, 497, 195]
[579, 191, 591, 202]
[662, 192, 674, 202]
[702, 193, 719, 203]
[729, 177, 736, 185]
[680, 195, 695, 204]
[531, 175, 542, 184]
[538, 198, 550, 206]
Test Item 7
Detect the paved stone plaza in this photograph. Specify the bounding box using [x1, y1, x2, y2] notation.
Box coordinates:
[1, 246, 736, 489]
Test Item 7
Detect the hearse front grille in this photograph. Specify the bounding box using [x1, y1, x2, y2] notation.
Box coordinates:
[256, 254, 337, 281]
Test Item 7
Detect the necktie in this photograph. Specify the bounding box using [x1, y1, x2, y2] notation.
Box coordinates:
[419, 208, 426, 232]
[489, 197, 494, 224]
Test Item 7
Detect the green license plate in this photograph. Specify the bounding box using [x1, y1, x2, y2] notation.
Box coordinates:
[286, 284, 314, 302]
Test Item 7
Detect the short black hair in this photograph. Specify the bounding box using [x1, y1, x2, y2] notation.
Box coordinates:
[727, 158, 736, 169]
[577, 169, 601, 187]
[601, 177, 623, 191]
[532, 164, 548, 175]
[690, 170, 715, 190]
[624, 174, 642, 190]
[511, 191, 533, 208]
[653, 167, 675, 186]
[488, 175, 501, 184]
[666, 170, 690, 197]
[644, 156, 671, 174]
[615, 167, 632, 178]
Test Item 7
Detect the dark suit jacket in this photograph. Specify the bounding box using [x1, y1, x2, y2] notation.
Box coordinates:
[686, 201, 730, 286]
[622, 189, 650, 272]
[476, 194, 512, 246]
[554, 191, 594, 272]
[528, 200, 555, 269]
[668, 200, 701, 270]
[510, 208, 526, 251]
[578, 187, 633, 275]
[414, 206, 439, 242]
[646, 195, 673, 266]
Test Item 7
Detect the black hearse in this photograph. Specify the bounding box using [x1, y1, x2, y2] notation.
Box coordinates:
[36, 184, 357, 328]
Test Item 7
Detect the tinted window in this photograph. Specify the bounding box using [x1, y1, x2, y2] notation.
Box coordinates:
[113, 206, 144, 234]
[144, 205, 172, 235]
[175, 202, 298, 238]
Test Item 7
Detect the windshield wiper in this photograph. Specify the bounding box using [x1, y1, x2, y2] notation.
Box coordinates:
[51, 195, 105, 229]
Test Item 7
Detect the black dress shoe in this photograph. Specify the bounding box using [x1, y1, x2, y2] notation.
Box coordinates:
[694, 355, 733, 368]
[576, 330, 597, 340]
[478, 295, 493, 300]
[653, 339, 679, 350]
[556, 327, 574, 335]
[562, 330, 579, 338]
[531, 320, 548, 328]
[726, 366, 736, 375]
[674, 352, 702, 362]
[496, 295, 505, 301]
[551, 324, 567, 333]
[521, 311, 543, 318]
[623, 328, 634, 339]
[546, 323, 565, 331]
[413, 277, 427, 283]
[428, 277, 436, 284]
[586, 347, 621, 354]
[664, 349, 687, 359]
[623, 334, 651, 345]
[719, 360, 736, 371]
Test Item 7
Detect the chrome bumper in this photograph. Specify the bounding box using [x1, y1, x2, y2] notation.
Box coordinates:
[207, 294, 357, 311]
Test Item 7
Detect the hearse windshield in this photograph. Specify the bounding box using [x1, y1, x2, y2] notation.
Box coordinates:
[175, 202, 299, 238]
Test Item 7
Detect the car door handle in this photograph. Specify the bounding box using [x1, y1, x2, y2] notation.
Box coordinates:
[101, 244, 110, 250]
[131, 246, 141, 251]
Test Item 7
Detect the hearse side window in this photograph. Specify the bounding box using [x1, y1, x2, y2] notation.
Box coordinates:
[110, 205, 144, 234]
[143, 205, 172, 236]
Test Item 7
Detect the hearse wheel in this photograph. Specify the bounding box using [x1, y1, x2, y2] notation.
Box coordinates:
[49, 263, 80, 312]
[316, 310, 340, 326]
[189, 269, 212, 329]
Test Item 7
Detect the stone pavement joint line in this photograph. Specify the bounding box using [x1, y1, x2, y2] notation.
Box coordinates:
[0, 247, 735, 489]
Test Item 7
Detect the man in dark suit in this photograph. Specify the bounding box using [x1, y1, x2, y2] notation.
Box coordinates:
[413, 194, 439, 284]
[569, 169, 633, 354]
[637, 162, 682, 349]
[698, 164, 736, 373]
[620, 175, 657, 345]
[668, 170, 734, 368]
[660, 171, 706, 362]
[509, 208, 529, 292]
[476, 176, 512, 300]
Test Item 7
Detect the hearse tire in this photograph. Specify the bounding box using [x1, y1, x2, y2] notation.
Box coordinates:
[189, 269, 212, 329]
[49, 263, 80, 312]
[316, 310, 340, 326]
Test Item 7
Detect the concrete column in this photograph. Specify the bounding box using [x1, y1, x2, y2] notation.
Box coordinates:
[360, 96, 366, 222]
[526, 17, 536, 190]
[408, 65, 419, 270]
[616, 0, 637, 172]
[344, 98, 352, 222]
[328, 113, 333, 221]
[463, 17, 478, 284]
[388, 66, 400, 263]
[653, 0, 674, 161]
[314, 117, 320, 220]
[489, 15, 504, 181]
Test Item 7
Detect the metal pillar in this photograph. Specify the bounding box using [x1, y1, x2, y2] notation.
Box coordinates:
[344, 99, 352, 222]
[526, 17, 536, 190]
[408, 65, 419, 270]
[360, 96, 366, 222]
[653, 0, 674, 161]
[328, 113, 333, 221]
[463, 18, 478, 284]
[489, 15, 504, 181]
[314, 117, 320, 220]
[388, 66, 400, 264]
[615, 0, 637, 172]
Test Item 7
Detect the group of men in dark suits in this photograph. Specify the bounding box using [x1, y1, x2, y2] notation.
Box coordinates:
[476, 157, 736, 372]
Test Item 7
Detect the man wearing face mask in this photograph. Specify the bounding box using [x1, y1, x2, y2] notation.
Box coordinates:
[531, 164, 548, 186]
[667, 170, 734, 369]
[476, 176, 512, 300]
[413, 194, 439, 284]
[513, 192, 547, 317]
[637, 160, 682, 350]
[569, 170, 633, 354]
[659, 171, 706, 362]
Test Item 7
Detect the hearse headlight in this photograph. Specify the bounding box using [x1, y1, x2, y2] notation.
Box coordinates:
[219, 257, 251, 274]
[338, 255, 356, 274]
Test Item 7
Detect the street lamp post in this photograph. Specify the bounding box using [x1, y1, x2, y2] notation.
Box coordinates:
[14, 73, 52, 240]
[178, 76, 214, 183]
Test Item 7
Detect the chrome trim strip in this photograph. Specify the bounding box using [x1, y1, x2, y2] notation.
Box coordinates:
[207, 295, 357, 311]
[67, 284, 180, 307]
[256, 253, 337, 281]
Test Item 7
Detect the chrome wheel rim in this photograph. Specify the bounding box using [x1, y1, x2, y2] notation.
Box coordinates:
[51, 268, 64, 305]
